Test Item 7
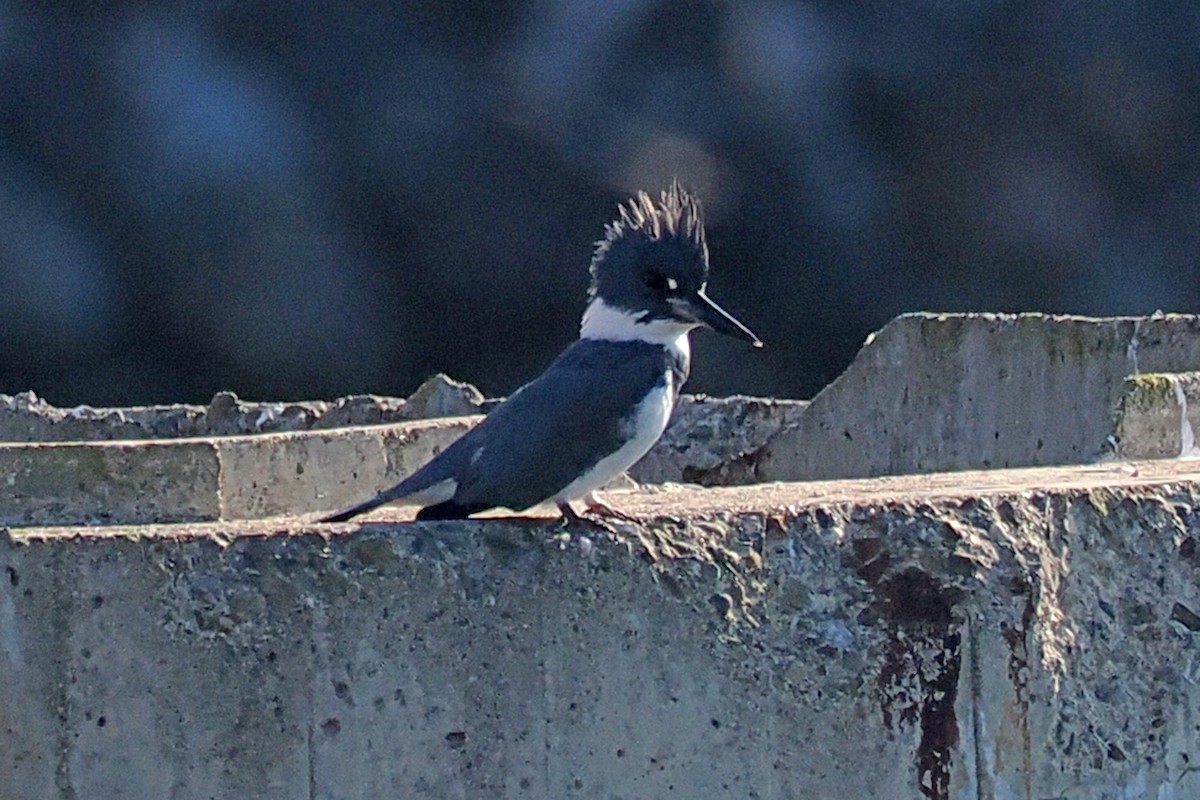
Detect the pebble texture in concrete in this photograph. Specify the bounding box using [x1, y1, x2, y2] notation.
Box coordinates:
[4, 460, 1200, 799]
[757, 312, 1200, 481]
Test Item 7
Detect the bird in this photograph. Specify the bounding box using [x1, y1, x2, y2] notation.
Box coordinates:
[321, 183, 762, 525]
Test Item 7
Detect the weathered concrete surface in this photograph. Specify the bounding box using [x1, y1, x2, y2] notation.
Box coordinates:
[1113, 372, 1200, 460]
[757, 312, 1200, 482]
[0, 418, 476, 526]
[629, 394, 808, 484]
[0, 395, 803, 526]
[0, 375, 485, 443]
[4, 460, 1200, 799]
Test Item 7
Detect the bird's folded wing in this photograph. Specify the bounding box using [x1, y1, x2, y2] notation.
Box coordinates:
[451, 340, 673, 510]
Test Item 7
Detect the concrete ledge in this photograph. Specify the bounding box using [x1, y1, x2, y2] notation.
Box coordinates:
[5, 460, 1200, 799]
[0, 394, 805, 526]
[1, 418, 476, 526]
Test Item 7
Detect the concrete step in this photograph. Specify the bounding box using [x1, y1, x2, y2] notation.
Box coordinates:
[1, 416, 478, 526]
[0, 373, 491, 526]
[6, 460, 1200, 799]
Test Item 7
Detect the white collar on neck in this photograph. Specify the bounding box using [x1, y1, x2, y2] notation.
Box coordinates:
[579, 298, 694, 353]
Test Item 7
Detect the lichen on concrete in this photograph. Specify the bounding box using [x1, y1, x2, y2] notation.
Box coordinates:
[1113, 372, 1200, 459]
[1123, 373, 1177, 407]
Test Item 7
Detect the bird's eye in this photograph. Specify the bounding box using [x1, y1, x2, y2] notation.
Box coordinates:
[643, 272, 680, 293]
[643, 272, 668, 291]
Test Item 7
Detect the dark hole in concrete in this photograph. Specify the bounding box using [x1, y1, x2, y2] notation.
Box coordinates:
[709, 593, 733, 617]
[1171, 602, 1200, 631]
[876, 568, 956, 626]
[1005, 574, 1031, 596]
[445, 730, 466, 748]
[856, 604, 880, 626]
[1179, 536, 1200, 569]
[850, 538, 890, 585]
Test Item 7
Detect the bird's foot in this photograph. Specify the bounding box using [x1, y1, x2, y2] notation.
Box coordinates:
[557, 501, 608, 532]
[557, 494, 640, 533]
[581, 492, 639, 522]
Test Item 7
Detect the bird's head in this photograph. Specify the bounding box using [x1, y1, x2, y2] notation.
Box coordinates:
[583, 183, 762, 347]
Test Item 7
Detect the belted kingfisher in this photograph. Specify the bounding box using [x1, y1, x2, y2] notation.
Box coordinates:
[322, 183, 762, 524]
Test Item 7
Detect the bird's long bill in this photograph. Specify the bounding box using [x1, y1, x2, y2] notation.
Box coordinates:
[687, 290, 764, 348]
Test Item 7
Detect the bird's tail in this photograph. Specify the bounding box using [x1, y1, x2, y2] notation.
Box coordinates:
[319, 483, 414, 523]
[319, 470, 460, 523]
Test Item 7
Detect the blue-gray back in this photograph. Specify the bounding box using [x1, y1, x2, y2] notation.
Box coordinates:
[412, 338, 687, 511]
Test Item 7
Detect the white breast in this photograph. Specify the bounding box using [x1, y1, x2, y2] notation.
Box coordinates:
[552, 375, 676, 504]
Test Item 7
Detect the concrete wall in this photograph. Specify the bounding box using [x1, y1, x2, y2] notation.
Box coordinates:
[5, 462, 1200, 799]
[0, 418, 476, 526]
[758, 313, 1200, 481]
[12, 312, 1200, 527]
[0, 395, 806, 527]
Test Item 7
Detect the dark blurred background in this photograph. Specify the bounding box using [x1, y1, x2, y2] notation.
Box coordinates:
[2, 2, 1199, 406]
